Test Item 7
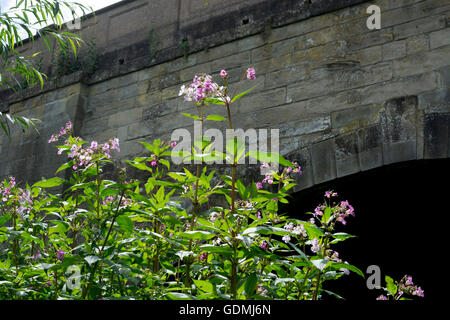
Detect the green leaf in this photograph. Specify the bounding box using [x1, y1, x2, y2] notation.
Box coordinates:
[329, 262, 365, 278]
[0, 214, 11, 226]
[247, 151, 292, 167]
[242, 226, 290, 236]
[303, 224, 324, 240]
[166, 292, 197, 300]
[199, 244, 233, 256]
[116, 215, 134, 235]
[180, 231, 216, 241]
[244, 273, 258, 297]
[206, 114, 227, 121]
[33, 177, 65, 188]
[175, 251, 194, 260]
[231, 85, 257, 102]
[311, 259, 330, 271]
[385, 275, 397, 295]
[181, 113, 200, 120]
[56, 161, 74, 174]
[226, 137, 245, 163]
[84, 255, 102, 265]
[322, 207, 332, 224]
[329, 233, 356, 244]
[193, 280, 214, 293]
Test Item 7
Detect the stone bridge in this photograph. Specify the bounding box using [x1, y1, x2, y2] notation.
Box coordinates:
[0, 0, 449, 192]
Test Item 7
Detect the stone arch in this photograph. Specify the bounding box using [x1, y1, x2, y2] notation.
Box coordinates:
[285, 95, 449, 193]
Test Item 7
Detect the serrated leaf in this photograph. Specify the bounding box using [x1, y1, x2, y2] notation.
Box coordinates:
[84, 255, 102, 265]
[33, 177, 65, 188]
[193, 280, 214, 293]
[180, 231, 216, 240]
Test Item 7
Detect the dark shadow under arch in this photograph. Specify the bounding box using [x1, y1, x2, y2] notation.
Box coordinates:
[280, 159, 449, 301]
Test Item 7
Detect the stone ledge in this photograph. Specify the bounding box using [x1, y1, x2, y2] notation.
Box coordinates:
[0, 0, 368, 107]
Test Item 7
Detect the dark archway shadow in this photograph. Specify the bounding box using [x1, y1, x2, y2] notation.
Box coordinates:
[280, 159, 449, 302]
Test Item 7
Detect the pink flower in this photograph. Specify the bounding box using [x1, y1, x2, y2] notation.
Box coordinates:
[246, 68, 256, 80]
[413, 287, 424, 297]
[171, 141, 177, 148]
[57, 250, 65, 261]
[313, 206, 323, 217]
[259, 240, 268, 250]
[376, 295, 388, 300]
[90, 141, 98, 149]
[151, 160, 157, 166]
[220, 69, 228, 78]
[311, 238, 321, 253]
[256, 182, 263, 189]
[110, 138, 120, 152]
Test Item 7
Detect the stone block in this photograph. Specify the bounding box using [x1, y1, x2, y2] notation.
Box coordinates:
[382, 40, 407, 60]
[382, 140, 417, 165]
[108, 107, 143, 128]
[306, 90, 361, 114]
[393, 46, 450, 78]
[238, 87, 286, 114]
[359, 146, 383, 171]
[335, 132, 360, 178]
[143, 100, 178, 120]
[360, 72, 440, 105]
[393, 14, 446, 40]
[286, 76, 334, 102]
[333, 62, 393, 91]
[430, 27, 450, 49]
[380, 96, 418, 144]
[210, 51, 251, 73]
[357, 45, 382, 66]
[251, 38, 297, 62]
[279, 116, 331, 138]
[357, 125, 383, 171]
[311, 139, 336, 184]
[424, 112, 450, 158]
[406, 34, 429, 55]
[264, 66, 308, 89]
[331, 104, 378, 129]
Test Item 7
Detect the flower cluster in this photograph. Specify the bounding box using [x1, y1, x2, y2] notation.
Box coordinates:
[16, 188, 33, 216]
[256, 284, 268, 297]
[258, 162, 302, 187]
[313, 192, 355, 226]
[398, 275, 424, 298]
[1, 177, 34, 216]
[335, 200, 355, 225]
[246, 68, 256, 80]
[310, 238, 322, 254]
[48, 121, 72, 143]
[376, 275, 424, 300]
[103, 195, 132, 208]
[1, 176, 15, 202]
[61, 138, 120, 170]
[282, 222, 307, 243]
[179, 73, 226, 103]
[259, 240, 268, 250]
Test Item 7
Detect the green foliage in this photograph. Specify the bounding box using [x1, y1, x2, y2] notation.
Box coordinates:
[0, 66, 421, 301]
[0, 0, 92, 137]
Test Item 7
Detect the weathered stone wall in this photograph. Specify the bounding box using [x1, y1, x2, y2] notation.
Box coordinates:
[1, 0, 449, 191]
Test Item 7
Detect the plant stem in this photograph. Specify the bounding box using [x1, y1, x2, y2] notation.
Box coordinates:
[312, 271, 322, 300]
[12, 211, 19, 275]
[82, 191, 124, 299]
